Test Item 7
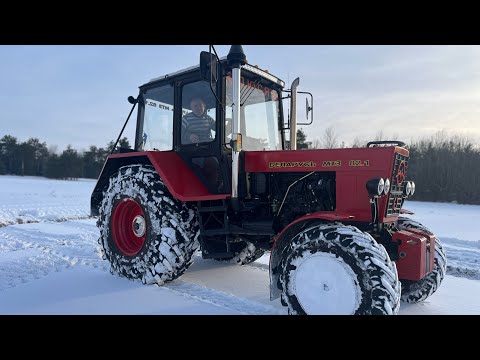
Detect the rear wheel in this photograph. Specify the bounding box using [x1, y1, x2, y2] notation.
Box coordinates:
[397, 217, 446, 303]
[97, 164, 199, 285]
[278, 223, 401, 315]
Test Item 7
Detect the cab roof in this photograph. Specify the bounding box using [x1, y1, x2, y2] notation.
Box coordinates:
[143, 58, 285, 88]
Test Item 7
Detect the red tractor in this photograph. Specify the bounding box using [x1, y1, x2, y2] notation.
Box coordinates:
[91, 45, 446, 314]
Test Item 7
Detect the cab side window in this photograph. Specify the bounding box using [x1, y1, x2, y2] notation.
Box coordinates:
[180, 81, 216, 145]
[142, 85, 174, 151]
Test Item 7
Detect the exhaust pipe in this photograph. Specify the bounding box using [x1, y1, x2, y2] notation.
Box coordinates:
[227, 45, 246, 208]
[289, 77, 300, 150]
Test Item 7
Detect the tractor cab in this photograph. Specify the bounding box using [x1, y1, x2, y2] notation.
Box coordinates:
[134, 48, 299, 195]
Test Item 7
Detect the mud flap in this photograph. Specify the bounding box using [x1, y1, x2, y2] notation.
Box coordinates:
[269, 257, 281, 300]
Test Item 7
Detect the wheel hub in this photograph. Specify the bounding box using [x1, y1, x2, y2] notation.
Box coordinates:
[294, 252, 361, 315]
[132, 215, 146, 237]
[111, 198, 146, 256]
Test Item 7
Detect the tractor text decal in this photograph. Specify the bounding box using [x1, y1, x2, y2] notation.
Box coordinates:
[227, 73, 275, 99]
[322, 160, 341, 167]
[349, 160, 370, 167]
[269, 161, 316, 168]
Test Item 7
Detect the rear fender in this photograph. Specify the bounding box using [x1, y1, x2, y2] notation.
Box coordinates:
[90, 154, 150, 216]
[269, 211, 354, 300]
[90, 151, 229, 216]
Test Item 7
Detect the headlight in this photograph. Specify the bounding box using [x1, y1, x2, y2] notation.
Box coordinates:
[405, 181, 413, 196]
[366, 178, 385, 197]
[410, 181, 415, 196]
[383, 178, 390, 195]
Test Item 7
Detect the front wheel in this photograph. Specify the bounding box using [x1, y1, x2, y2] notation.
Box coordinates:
[397, 217, 446, 303]
[278, 223, 401, 315]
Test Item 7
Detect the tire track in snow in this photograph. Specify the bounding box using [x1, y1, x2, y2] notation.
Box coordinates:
[0, 224, 101, 260]
[7, 219, 100, 245]
[0, 224, 108, 291]
[164, 280, 284, 315]
[1, 221, 284, 314]
[440, 237, 480, 280]
[1, 224, 283, 314]
[0, 215, 93, 228]
[0, 199, 91, 228]
[0, 249, 79, 291]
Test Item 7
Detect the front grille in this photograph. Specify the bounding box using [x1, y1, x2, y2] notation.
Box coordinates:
[386, 152, 409, 217]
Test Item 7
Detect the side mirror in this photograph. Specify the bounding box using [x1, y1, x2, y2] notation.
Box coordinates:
[128, 96, 137, 104]
[298, 91, 313, 125]
[200, 51, 220, 83]
[306, 98, 312, 120]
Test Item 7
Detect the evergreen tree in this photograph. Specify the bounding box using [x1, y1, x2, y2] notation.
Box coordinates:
[105, 137, 131, 154]
[20, 138, 47, 176]
[119, 137, 131, 149]
[59, 145, 83, 180]
[82, 145, 104, 179]
[46, 153, 62, 179]
[297, 128, 311, 150]
[0, 135, 21, 174]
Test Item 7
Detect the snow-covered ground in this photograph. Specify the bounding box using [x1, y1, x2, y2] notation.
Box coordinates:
[1, 175, 479, 314]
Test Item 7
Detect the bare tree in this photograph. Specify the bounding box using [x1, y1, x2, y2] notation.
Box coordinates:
[351, 136, 364, 148]
[374, 130, 384, 141]
[311, 138, 321, 149]
[322, 126, 339, 149]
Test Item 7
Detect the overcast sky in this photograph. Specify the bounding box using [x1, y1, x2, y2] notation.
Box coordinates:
[1, 45, 479, 152]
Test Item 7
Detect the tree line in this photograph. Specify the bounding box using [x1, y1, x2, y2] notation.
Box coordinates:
[2, 130, 479, 205]
[0, 135, 130, 180]
[407, 132, 480, 205]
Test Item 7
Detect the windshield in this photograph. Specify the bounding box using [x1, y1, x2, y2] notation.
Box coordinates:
[225, 72, 282, 151]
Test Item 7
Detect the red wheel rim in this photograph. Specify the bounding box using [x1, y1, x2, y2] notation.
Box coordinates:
[111, 198, 146, 256]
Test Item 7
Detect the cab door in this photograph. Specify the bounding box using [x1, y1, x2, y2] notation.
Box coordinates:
[175, 77, 230, 195]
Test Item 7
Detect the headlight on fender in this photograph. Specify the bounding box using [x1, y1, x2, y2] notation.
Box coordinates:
[383, 178, 390, 195]
[366, 178, 385, 197]
[405, 181, 413, 196]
